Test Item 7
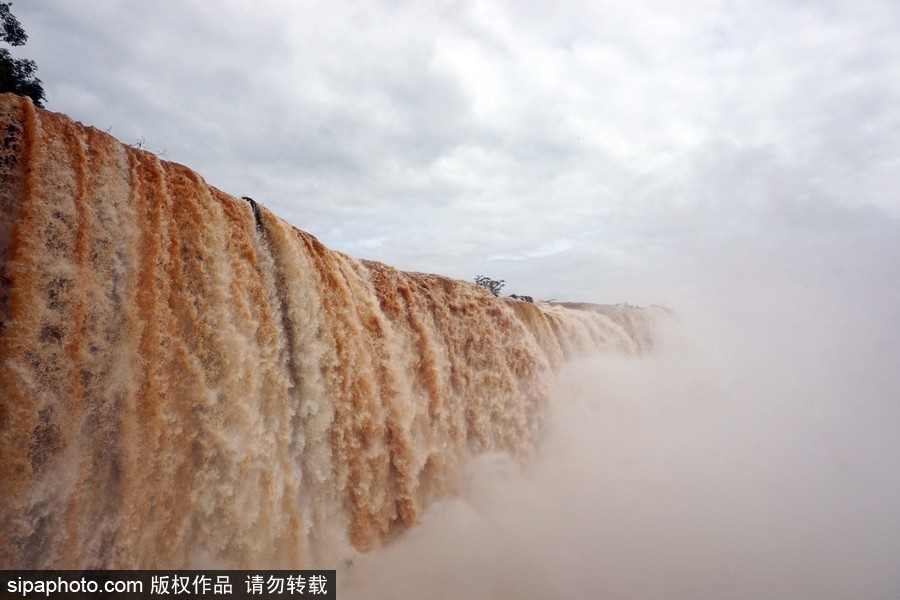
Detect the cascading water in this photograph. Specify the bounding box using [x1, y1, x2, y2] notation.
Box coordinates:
[0, 94, 661, 569]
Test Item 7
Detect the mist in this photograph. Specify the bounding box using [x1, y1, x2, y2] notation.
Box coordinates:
[339, 214, 900, 599]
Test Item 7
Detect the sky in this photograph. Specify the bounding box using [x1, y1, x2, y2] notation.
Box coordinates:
[14, 0, 900, 303]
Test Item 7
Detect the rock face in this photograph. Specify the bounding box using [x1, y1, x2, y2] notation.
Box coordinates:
[0, 94, 662, 568]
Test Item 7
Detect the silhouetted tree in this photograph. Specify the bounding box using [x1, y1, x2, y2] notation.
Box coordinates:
[0, 2, 45, 107]
[474, 275, 505, 296]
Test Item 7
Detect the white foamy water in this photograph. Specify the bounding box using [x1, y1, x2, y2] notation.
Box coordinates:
[0, 94, 660, 569]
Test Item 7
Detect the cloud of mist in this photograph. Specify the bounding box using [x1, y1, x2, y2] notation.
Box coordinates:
[338, 217, 900, 599]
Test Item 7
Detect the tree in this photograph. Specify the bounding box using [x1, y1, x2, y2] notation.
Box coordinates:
[474, 275, 505, 296]
[0, 2, 45, 107]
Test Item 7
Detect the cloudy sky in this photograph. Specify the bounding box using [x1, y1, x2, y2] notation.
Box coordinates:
[14, 0, 900, 302]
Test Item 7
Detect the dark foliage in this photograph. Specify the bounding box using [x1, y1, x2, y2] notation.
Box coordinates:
[0, 3, 45, 107]
[474, 275, 506, 296]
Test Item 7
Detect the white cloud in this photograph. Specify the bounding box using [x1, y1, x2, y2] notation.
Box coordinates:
[18, 0, 900, 298]
[488, 239, 575, 261]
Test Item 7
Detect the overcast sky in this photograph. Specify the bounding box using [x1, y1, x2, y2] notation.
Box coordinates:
[14, 0, 900, 302]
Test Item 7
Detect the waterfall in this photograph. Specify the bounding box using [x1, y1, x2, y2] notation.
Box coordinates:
[0, 94, 660, 568]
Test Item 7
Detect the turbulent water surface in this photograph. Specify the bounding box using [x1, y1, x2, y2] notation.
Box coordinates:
[0, 94, 660, 568]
